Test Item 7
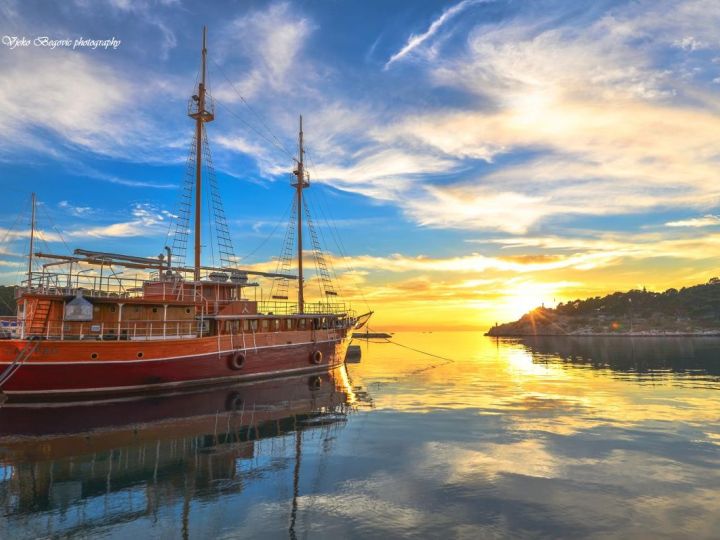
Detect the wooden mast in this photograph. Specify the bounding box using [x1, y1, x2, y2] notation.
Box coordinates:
[27, 192, 36, 288]
[189, 26, 214, 282]
[293, 116, 308, 313]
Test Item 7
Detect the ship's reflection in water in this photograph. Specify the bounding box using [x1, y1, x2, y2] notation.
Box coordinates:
[0, 369, 357, 539]
[3, 334, 720, 539]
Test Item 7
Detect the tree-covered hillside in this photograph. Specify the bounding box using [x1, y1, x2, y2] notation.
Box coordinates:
[487, 279, 720, 336]
[0, 286, 16, 316]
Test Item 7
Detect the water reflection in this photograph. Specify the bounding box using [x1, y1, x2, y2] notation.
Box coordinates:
[0, 369, 353, 539]
[2, 334, 720, 538]
[518, 336, 720, 376]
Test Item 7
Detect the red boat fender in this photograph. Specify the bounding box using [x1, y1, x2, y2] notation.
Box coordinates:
[228, 351, 245, 370]
[310, 350, 323, 365]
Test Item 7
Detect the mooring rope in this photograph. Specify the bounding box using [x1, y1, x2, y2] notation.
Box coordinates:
[352, 329, 457, 383]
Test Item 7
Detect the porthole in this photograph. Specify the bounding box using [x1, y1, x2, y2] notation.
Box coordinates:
[137, 352, 144, 358]
[185, 308, 191, 314]
[90, 352, 98, 360]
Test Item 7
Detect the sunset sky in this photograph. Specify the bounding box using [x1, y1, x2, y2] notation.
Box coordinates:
[1, 0, 719, 330]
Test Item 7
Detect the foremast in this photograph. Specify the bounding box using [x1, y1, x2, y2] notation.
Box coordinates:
[188, 26, 214, 282]
[292, 116, 309, 314]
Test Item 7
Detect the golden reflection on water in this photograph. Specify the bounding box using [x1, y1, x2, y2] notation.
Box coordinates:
[1, 332, 720, 538]
[351, 333, 720, 429]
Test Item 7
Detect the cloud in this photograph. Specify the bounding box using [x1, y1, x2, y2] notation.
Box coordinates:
[666, 215, 720, 227]
[0, 50, 131, 156]
[213, 0, 720, 240]
[673, 36, 708, 51]
[365, 1, 720, 232]
[67, 203, 167, 238]
[58, 201, 94, 217]
[403, 186, 551, 234]
[102, 0, 178, 59]
[214, 3, 315, 101]
[313, 147, 455, 201]
[384, 0, 487, 69]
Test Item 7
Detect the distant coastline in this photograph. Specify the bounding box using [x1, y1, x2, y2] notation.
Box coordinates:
[486, 279, 720, 337]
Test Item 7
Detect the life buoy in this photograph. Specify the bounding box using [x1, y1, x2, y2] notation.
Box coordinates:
[228, 351, 245, 370]
[225, 391, 243, 411]
[310, 350, 323, 365]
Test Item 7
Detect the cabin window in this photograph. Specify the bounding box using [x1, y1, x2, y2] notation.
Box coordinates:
[137, 352, 144, 358]
[250, 320, 258, 331]
[261, 319, 269, 332]
[298, 319, 307, 330]
[110, 306, 116, 313]
[185, 308, 191, 314]
[90, 352, 98, 359]
[286, 319, 294, 330]
[152, 307, 158, 313]
[274, 319, 281, 331]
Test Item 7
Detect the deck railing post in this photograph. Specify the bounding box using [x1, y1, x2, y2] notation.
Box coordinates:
[163, 305, 168, 338]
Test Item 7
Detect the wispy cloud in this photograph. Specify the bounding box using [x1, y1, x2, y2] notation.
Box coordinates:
[666, 215, 720, 227]
[215, 2, 315, 100]
[67, 203, 168, 238]
[384, 0, 486, 69]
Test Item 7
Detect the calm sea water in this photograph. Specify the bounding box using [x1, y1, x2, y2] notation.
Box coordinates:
[1, 332, 720, 539]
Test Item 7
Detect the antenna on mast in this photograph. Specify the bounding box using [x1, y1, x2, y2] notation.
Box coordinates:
[189, 26, 214, 281]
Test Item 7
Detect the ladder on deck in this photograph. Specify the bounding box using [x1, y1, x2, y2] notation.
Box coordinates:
[27, 299, 52, 336]
[0, 340, 40, 390]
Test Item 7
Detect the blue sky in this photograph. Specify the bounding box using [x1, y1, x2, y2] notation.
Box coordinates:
[1, 0, 719, 328]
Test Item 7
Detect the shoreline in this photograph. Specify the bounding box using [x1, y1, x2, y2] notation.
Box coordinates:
[485, 332, 720, 338]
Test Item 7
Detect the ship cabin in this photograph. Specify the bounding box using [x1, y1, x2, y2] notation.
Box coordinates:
[13, 249, 354, 342]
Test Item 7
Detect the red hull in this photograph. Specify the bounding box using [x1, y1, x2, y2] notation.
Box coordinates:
[0, 336, 350, 399]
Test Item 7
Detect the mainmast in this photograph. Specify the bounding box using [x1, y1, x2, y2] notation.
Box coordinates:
[189, 26, 214, 281]
[292, 116, 309, 313]
[27, 192, 36, 288]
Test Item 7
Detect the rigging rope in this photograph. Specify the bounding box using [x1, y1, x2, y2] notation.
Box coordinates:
[210, 58, 296, 161]
[38, 202, 72, 255]
[304, 149, 373, 313]
[238, 197, 294, 262]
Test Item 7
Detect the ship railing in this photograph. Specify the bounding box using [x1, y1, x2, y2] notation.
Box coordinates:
[17, 319, 200, 341]
[18, 271, 152, 299]
[257, 301, 353, 316]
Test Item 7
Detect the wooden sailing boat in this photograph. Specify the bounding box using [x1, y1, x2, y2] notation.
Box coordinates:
[0, 28, 370, 401]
